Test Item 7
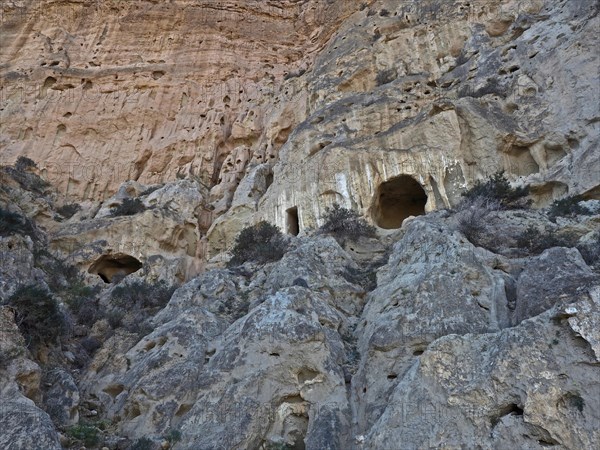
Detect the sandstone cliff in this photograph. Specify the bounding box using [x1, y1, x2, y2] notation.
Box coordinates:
[2, 0, 599, 264]
[1, 0, 600, 449]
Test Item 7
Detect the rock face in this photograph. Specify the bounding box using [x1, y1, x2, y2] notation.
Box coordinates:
[205, 0, 600, 256]
[72, 212, 598, 449]
[0, 308, 62, 450]
[2, 0, 598, 262]
[1, 170, 600, 448]
[1, 0, 600, 449]
[0, 0, 358, 202]
[49, 179, 206, 282]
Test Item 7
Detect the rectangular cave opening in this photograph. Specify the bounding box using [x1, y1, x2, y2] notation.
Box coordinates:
[286, 206, 299, 236]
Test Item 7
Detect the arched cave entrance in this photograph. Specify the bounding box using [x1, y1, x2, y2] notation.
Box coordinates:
[88, 254, 143, 283]
[372, 175, 427, 229]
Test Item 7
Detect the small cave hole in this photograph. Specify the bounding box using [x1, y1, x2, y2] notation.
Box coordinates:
[371, 175, 427, 229]
[88, 253, 143, 283]
[175, 403, 193, 417]
[144, 341, 156, 351]
[103, 384, 125, 398]
[265, 172, 274, 190]
[286, 206, 300, 236]
[387, 374, 397, 380]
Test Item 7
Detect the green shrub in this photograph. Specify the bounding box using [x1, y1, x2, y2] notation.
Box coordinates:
[0, 207, 35, 238]
[111, 280, 176, 310]
[318, 203, 376, 243]
[264, 442, 294, 450]
[4, 285, 68, 347]
[548, 195, 592, 221]
[56, 203, 81, 220]
[228, 221, 288, 267]
[67, 424, 100, 447]
[111, 198, 147, 217]
[106, 309, 125, 329]
[461, 171, 529, 209]
[455, 197, 500, 247]
[6, 165, 50, 194]
[140, 185, 162, 196]
[33, 249, 80, 292]
[15, 156, 37, 171]
[516, 225, 577, 255]
[165, 429, 182, 443]
[80, 336, 102, 356]
[131, 437, 154, 450]
[63, 281, 99, 314]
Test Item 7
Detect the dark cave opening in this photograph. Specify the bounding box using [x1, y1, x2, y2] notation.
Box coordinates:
[372, 175, 427, 229]
[286, 206, 299, 236]
[88, 253, 143, 283]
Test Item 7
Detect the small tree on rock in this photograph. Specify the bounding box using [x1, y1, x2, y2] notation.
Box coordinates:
[228, 221, 288, 266]
[318, 203, 377, 243]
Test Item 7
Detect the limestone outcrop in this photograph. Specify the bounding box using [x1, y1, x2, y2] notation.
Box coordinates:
[74, 210, 600, 449]
[207, 0, 600, 257]
[1, 166, 599, 448]
[1, 0, 599, 449]
[0, 0, 359, 202]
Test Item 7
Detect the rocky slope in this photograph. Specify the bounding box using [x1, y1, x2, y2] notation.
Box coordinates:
[2, 0, 599, 263]
[1, 167, 599, 449]
[1, 0, 600, 449]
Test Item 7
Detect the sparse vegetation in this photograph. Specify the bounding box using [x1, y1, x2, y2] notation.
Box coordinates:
[548, 195, 593, 221]
[0, 207, 35, 238]
[4, 285, 68, 347]
[568, 393, 585, 413]
[228, 221, 288, 267]
[7, 158, 51, 194]
[515, 225, 577, 255]
[14, 156, 37, 171]
[319, 203, 377, 244]
[62, 281, 100, 316]
[461, 171, 529, 209]
[107, 280, 175, 335]
[111, 198, 147, 217]
[111, 279, 176, 311]
[264, 442, 295, 450]
[66, 424, 100, 447]
[131, 437, 154, 450]
[106, 309, 125, 329]
[455, 197, 500, 246]
[56, 203, 81, 220]
[80, 336, 102, 356]
[165, 428, 182, 444]
[33, 249, 80, 293]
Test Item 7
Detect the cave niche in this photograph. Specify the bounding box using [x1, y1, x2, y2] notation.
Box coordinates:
[88, 253, 143, 283]
[372, 175, 427, 229]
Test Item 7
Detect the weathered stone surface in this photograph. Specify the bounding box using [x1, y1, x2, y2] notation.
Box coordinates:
[0, 308, 62, 450]
[0, 0, 359, 201]
[363, 300, 600, 449]
[0, 234, 46, 301]
[42, 368, 80, 427]
[1, 0, 599, 448]
[353, 216, 512, 434]
[515, 247, 598, 323]
[50, 179, 204, 283]
[210, 0, 599, 256]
